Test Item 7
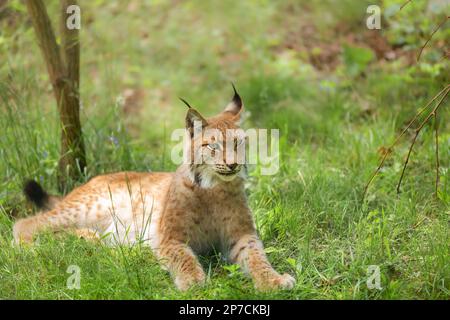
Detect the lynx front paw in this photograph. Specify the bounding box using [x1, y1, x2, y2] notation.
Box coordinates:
[276, 273, 296, 290]
[255, 273, 296, 292]
[174, 270, 206, 291]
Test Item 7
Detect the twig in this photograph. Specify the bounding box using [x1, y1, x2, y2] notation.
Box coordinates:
[417, 16, 449, 62]
[434, 111, 439, 196]
[397, 2, 448, 63]
[363, 84, 450, 198]
[396, 129, 420, 194]
[400, 0, 412, 11]
[396, 89, 449, 194]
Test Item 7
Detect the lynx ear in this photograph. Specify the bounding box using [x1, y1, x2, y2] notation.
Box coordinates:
[186, 108, 207, 128]
[223, 83, 243, 117]
[184, 99, 208, 137]
[180, 98, 208, 127]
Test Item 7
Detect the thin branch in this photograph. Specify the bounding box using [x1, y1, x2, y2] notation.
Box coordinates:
[434, 111, 439, 196]
[417, 16, 449, 62]
[363, 84, 450, 198]
[400, 0, 412, 11]
[396, 129, 420, 194]
[396, 89, 449, 193]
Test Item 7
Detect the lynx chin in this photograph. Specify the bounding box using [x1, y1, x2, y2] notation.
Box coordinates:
[13, 85, 296, 292]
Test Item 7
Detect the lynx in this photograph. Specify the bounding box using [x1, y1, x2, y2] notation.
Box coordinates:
[13, 86, 296, 291]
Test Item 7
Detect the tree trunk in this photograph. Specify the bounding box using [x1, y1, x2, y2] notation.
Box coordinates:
[25, 0, 86, 192]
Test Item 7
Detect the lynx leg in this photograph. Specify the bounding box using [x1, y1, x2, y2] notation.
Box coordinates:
[13, 209, 80, 244]
[158, 240, 206, 291]
[229, 234, 295, 291]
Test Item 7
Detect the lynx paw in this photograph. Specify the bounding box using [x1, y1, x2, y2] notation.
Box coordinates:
[255, 273, 296, 291]
[174, 271, 206, 291]
[276, 273, 296, 290]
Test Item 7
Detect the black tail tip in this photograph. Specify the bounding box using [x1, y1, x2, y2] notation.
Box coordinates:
[23, 179, 48, 209]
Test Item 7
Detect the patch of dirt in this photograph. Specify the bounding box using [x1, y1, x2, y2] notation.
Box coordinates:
[271, 4, 413, 72]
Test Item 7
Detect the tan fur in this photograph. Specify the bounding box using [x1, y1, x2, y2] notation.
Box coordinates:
[13, 91, 295, 291]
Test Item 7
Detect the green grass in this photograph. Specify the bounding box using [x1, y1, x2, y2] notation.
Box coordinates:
[0, 1, 449, 299]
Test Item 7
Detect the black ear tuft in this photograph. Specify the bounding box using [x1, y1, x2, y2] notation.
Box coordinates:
[179, 97, 193, 109]
[224, 83, 243, 115]
[231, 82, 242, 109]
[23, 180, 49, 209]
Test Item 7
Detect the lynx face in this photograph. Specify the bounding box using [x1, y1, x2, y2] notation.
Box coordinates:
[199, 127, 247, 182]
[183, 86, 247, 187]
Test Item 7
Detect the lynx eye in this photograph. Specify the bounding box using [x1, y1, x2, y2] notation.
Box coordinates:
[207, 142, 221, 151]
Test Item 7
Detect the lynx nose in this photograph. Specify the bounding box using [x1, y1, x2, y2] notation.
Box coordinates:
[227, 163, 238, 171]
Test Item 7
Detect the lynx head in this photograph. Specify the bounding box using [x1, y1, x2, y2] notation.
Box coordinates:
[182, 85, 247, 188]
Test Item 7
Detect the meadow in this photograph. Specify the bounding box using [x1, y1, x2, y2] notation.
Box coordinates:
[0, 0, 448, 299]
